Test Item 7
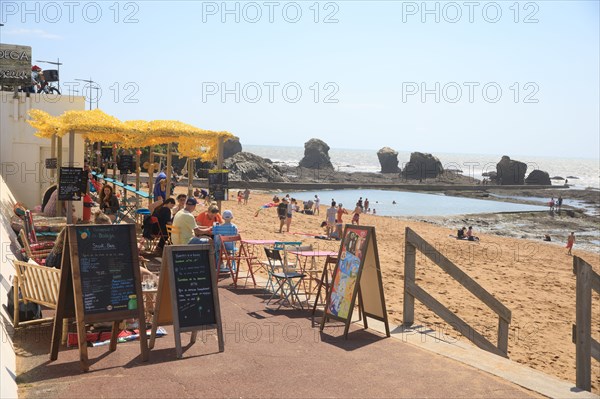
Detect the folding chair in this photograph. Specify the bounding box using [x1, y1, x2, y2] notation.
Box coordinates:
[165, 225, 174, 246]
[264, 247, 306, 310]
[218, 235, 257, 288]
[144, 216, 164, 252]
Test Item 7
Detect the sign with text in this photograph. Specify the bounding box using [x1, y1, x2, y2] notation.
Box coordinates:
[50, 224, 148, 371]
[208, 170, 229, 201]
[149, 244, 224, 358]
[45, 158, 58, 169]
[0, 43, 32, 86]
[118, 154, 134, 173]
[58, 167, 87, 201]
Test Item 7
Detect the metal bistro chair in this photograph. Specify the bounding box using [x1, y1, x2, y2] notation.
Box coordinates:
[264, 247, 306, 310]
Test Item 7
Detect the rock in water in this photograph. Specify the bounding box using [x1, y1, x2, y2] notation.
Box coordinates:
[377, 147, 401, 173]
[495, 156, 527, 185]
[223, 137, 242, 159]
[402, 152, 443, 179]
[299, 138, 334, 170]
[224, 152, 288, 182]
[525, 170, 551, 185]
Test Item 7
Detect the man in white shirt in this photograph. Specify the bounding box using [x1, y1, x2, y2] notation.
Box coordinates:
[171, 197, 211, 245]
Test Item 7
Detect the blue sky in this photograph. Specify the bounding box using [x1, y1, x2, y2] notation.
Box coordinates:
[1, 1, 599, 158]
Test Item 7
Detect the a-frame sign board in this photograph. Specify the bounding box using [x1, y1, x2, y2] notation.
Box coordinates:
[50, 224, 148, 371]
[149, 244, 224, 358]
[320, 225, 390, 339]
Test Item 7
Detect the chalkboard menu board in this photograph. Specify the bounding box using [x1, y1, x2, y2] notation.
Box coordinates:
[58, 167, 87, 201]
[45, 158, 57, 169]
[74, 225, 137, 315]
[208, 170, 229, 201]
[101, 147, 113, 163]
[171, 249, 216, 328]
[118, 155, 134, 173]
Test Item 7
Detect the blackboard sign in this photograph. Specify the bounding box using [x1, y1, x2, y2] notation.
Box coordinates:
[58, 167, 87, 201]
[149, 244, 224, 358]
[118, 155, 134, 173]
[208, 170, 229, 201]
[50, 224, 148, 371]
[45, 158, 58, 169]
[172, 249, 216, 327]
[101, 147, 113, 163]
[75, 225, 137, 315]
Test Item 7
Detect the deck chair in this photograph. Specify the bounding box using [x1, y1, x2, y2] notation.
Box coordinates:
[19, 229, 53, 265]
[218, 235, 257, 288]
[10, 260, 60, 327]
[264, 247, 306, 310]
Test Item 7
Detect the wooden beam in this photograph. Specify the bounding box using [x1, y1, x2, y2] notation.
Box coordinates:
[573, 256, 592, 392]
[405, 228, 511, 323]
[406, 280, 505, 357]
[403, 230, 416, 326]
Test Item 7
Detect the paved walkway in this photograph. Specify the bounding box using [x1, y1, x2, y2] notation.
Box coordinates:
[12, 281, 540, 399]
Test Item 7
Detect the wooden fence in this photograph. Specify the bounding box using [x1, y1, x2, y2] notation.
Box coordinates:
[572, 256, 600, 392]
[403, 227, 512, 357]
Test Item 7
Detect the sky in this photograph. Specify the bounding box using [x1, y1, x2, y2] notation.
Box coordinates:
[1, 1, 599, 159]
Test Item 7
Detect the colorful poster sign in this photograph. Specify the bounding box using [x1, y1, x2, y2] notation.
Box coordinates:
[326, 227, 368, 319]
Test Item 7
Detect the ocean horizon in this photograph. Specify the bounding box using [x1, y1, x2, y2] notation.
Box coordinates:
[245, 145, 600, 190]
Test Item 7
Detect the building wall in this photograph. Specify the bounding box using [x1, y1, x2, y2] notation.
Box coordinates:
[0, 91, 86, 216]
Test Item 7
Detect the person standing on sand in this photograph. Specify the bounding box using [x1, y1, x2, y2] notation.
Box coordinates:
[243, 188, 250, 205]
[566, 232, 575, 255]
[336, 203, 348, 223]
[314, 195, 320, 216]
[364, 198, 370, 213]
[557, 195, 563, 213]
[352, 203, 361, 225]
[326, 201, 337, 238]
[277, 197, 288, 233]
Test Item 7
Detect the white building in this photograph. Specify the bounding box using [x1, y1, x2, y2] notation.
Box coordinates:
[0, 90, 86, 214]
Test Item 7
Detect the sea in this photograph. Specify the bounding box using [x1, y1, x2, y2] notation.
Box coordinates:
[245, 145, 600, 218]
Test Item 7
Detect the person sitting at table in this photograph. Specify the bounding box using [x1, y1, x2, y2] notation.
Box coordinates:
[172, 194, 187, 216]
[195, 203, 223, 228]
[172, 197, 212, 245]
[212, 210, 238, 268]
[99, 184, 120, 221]
[143, 198, 175, 254]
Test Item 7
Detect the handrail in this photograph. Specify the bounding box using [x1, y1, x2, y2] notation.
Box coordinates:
[403, 227, 512, 357]
[572, 256, 600, 392]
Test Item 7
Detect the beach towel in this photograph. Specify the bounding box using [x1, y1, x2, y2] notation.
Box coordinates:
[254, 202, 277, 217]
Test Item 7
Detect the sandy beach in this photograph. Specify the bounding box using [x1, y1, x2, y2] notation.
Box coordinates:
[189, 188, 599, 393]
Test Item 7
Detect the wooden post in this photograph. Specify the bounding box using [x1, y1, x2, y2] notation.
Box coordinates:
[112, 144, 117, 190]
[50, 135, 56, 179]
[66, 131, 75, 224]
[166, 143, 172, 199]
[95, 142, 101, 170]
[216, 136, 224, 209]
[403, 227, 416, 326]
[187, 158, 194, 197]
[56, 136, 63, 217]
[148, 152, 155, 201]
[135, 148, 141, 191]
[574, 256, 592, 392]
[497, 318, 509, 356]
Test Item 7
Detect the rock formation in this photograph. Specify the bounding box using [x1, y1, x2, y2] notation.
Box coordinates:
[525, 170, 551, 185]
[298, 138, 334, 170]
[402, 152, 443, 180]
[377, 147, 401, 173]
[223, 137, 242, 159]
[224, 152, 288, 182]
[495, 156, 527, 185]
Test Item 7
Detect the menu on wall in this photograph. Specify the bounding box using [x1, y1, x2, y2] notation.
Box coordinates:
[171, 249, 216, 328]
[118, 155, 134, 173]
[58, 167, 87, 201]
[75, 225, 136, 315]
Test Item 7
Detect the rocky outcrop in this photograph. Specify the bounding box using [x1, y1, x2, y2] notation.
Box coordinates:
[224, 152, 288, 182]
[402, 152, 443, 180]
[495, 156, 527, 185]
[223, 137, 242, 159]
[298, 138, 333, 170]
[377, 147, 401, 173]
[525, 170, 551, 185]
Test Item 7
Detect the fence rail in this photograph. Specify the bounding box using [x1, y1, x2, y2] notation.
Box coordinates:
[403, 227, 512, 357]
[572, 256, 600, 392]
